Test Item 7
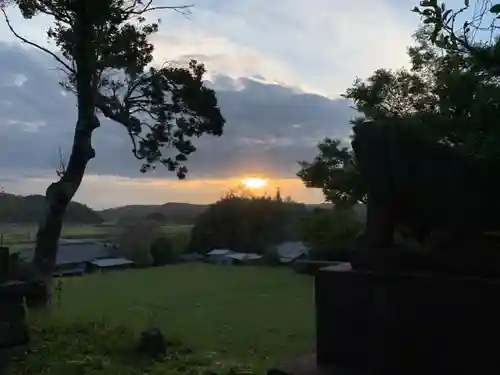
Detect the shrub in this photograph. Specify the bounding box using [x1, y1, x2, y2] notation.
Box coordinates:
[150, 236, 176, 266]
[263, 246, 282, 266]
[167, 231, 191, 255]
[189, 194, 308, 254]
[118, 220, 162, 267]
[300, 208, 362, 261]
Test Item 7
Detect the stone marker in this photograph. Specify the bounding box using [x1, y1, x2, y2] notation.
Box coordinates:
[137, 327, 167, 358]
[0, 247, 34, 375]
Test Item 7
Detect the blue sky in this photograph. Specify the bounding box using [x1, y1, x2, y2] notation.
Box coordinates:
[0, 0, 440, 208]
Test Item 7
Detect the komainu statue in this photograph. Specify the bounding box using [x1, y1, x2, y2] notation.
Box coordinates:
[351, 119, 500, 276]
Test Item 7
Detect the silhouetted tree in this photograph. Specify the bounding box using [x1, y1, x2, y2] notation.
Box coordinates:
[150, 236, 175, 265]
[118, 220, 163, 267]
[299, 208, 362, 261]
[2, 0, 225, 300]
[189, 194, 308, 254]
[413, 0, 500, 73]
[298, 25, 500, 212]
[297, 138, 364, 207]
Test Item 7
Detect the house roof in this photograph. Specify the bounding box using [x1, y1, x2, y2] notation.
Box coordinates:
[207, 249, 232, 256]
[226, 252, 263, 261]
[58, 238, 105, 245]
[227, 252, 247, 260]
[89, 257, 134, 268]
[53, 266, 86, 277]
[275, 241, 310, 260]
[18, 242, 113, 266]
[245, 253, 263, 260]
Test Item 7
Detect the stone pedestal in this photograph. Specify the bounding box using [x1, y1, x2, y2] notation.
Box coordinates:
[268, 354, 368, 375]
[0, 247, 33, 375]
[0, 282, 30, 348]
[315, 263, 500, 375]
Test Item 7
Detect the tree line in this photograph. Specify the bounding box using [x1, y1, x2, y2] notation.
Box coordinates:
[189, 189, 309, 255]
[0, 192, 102, 224]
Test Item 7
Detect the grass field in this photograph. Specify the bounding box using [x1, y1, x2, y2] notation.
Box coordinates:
[11, 264, 314, 375]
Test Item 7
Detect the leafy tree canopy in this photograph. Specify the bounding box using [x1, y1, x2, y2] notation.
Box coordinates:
[188, 193, 309, 254]
[412, 0, 500, 74]
[299, 207, 362, 261]
[298, 24, 500, 209]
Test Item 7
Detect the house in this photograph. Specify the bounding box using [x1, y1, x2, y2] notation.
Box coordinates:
[206, 249, 234, 265]
[226, 252, 264, 265]
[226, 252, 247, 265]
[241, 253, 264, 265]
[275, 241, 310, 264]
[17, 239, 120, 277]
[87, 257, 134, 273]
[179, 253, 205, 263]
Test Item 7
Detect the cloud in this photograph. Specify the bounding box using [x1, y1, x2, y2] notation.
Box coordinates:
[0, 0, 420, 97]
[0, 42, 353, 205]
[149, 0, 421, 96]
[0, 0, 423, 207]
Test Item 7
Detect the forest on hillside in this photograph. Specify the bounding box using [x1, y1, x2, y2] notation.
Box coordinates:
[0, 193, 103, 224]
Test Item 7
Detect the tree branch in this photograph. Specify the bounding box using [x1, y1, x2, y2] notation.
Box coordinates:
[1, 8, 75, 74]
[95, 93, 145, 159]
[131, 1, 194, 15]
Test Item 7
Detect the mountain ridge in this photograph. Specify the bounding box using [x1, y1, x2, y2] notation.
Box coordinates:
[0, 193, 103, 223]
[98, 201, 366, 224]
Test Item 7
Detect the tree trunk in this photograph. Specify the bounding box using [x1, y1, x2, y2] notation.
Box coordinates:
[31, 0, 98, 307]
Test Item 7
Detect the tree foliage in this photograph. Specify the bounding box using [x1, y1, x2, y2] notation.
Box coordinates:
[299, 208, 362, 261]
[188, 193, 309, 254]
[298, 25, 500, 212]
[118, 220, 162, 267]
[412, 0, 500, 73]
[297, 138, 364, 207]
[150, 236, 175, 266]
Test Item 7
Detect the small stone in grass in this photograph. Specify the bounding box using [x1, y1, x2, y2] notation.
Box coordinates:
[137, 327, 167, 358]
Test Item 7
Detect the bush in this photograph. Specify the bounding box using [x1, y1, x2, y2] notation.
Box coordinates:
[118, 220, 162, 267]
[150, 236, 176, 266]
[167, 231, 191, 255]
[263, 246, 282, 266]
[189, 194, 309, 254]
[300, 208, 362, 261]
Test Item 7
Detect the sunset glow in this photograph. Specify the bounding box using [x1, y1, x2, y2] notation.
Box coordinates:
[241, 177, 268, 189]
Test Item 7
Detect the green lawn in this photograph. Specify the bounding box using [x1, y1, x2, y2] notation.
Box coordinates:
[0, 224, 111, 245]
[13, 264, 314, 375]
[2, 224, 192, 253]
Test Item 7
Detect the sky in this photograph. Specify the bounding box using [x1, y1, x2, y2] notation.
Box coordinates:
[0, 0, 434, 209]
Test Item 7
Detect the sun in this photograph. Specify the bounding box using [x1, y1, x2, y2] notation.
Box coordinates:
[241, 177, 268, 189]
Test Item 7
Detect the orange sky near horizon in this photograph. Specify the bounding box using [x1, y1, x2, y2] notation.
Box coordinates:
[6, 174, 325, 210]
[71, 175, 325, 209]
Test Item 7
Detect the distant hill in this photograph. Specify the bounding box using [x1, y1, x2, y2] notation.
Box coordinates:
[99, 202, 208, 225]
[0, 193, 103, 224]
[98, 201, 366, 226]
